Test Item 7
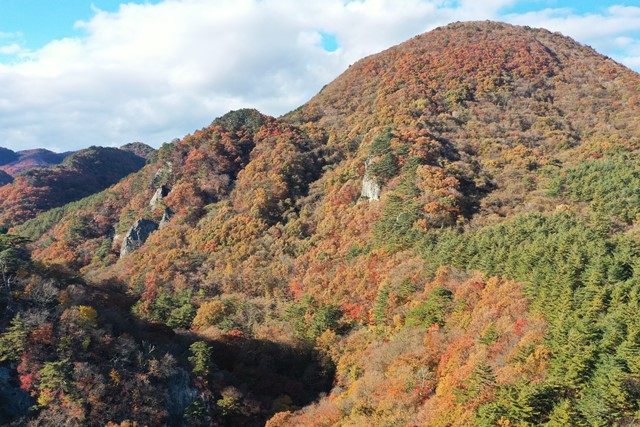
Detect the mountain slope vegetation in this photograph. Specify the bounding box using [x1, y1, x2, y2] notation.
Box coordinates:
[0, 146, 152, 227]
[3, 21, 640, 425]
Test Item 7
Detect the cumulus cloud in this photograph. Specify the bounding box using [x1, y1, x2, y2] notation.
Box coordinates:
[0, 0, 638, 151]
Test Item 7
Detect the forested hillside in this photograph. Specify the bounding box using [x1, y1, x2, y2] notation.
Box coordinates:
[0, 146, 152, 227]
[2, 21, 640, 425]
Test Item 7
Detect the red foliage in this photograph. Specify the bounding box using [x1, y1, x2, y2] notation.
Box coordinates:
[19, 373, 35, 392]
[30, 323, 54, 345]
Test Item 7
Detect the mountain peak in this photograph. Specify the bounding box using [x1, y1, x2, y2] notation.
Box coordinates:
[0, 145, 148, 226]
[212, 108, 268, 134]
[120, 142, 156, 160]
[289, 20, 638, 145]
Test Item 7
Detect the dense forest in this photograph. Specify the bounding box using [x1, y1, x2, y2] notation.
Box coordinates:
[1, 21, 640, 426]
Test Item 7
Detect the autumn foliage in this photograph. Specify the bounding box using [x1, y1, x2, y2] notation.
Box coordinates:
[3, 21, 640, 425]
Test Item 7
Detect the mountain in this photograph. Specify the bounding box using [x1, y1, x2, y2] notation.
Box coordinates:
[120, 142, 156, 160]
[3, 21, 640, 425]
[0, 146, 152, 227]
[0, 148, 71, 176]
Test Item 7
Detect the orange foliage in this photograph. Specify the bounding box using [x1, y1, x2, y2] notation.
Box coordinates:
[275, 273, 547, 426]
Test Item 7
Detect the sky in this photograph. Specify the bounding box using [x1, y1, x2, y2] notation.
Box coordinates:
[0, 0, 639, 151]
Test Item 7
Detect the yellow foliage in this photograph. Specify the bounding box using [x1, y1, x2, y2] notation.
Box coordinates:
[78, 305, 98, 327]
[192, 299, 226, 329]
[37, 389, 54, 407]
[315, 329, 339, 360]
[110, 368, 122, 384]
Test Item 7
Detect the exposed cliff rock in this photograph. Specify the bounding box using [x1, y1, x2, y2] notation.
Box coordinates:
[120, 219, 158, 257]
[159, 208, 173, 229]
[361, 159, 381, 201]
[149, 185, 170, 208]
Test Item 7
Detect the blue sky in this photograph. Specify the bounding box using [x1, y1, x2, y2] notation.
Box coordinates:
[0, 1, 153, 48]
[0, 0, 639, 151]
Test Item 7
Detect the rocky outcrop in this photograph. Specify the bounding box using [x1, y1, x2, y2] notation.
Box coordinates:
[149, 185, 170, 208]
[361, 159, 381, 201]
[159, 208, 173, 229]
[120, 219, 158, 257]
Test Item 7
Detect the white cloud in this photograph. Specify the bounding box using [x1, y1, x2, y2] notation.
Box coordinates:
[503, 5, 640, 68]
[0, 0, 638, 151]
[0, 44, 24, 55]
[505, 6, 640, 39]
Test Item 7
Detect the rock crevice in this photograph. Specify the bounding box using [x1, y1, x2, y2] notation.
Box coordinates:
[149, 185, 170, 208]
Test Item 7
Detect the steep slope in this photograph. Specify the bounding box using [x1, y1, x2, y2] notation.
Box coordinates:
[4, 110, 332, 425]
[17, 109, 327, 275]
[8, 21, 640, 425]
[0, 170, 12, 187]
[0, 147, 19, 166]
[0, 233, 332, 426]
[0, 148, 70, 176]
[287, 20, 639, 225]
[0, 146, 151, 227]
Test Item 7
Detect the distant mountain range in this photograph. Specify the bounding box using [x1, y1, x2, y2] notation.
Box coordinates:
[0, 143, 154, 226]
[0, 142, 155, 178]
[0, 148, 70, 176]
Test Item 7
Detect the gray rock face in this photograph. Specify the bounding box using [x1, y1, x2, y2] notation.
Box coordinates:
[149, 185, 170, 208]
[120, 219, 158, 258]
[361, 159, 381, 201]
[159, 208, 173, 229]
